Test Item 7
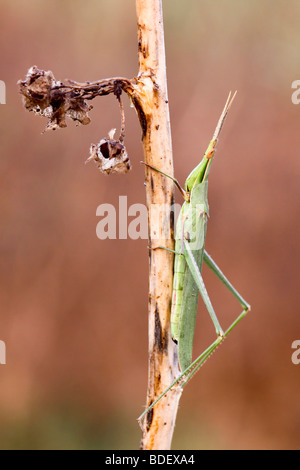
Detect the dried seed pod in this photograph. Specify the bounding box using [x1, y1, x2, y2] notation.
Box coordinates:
[18, 66, 92, 131]
[18, 66, 55, 113]
[86, 129, 131, 174]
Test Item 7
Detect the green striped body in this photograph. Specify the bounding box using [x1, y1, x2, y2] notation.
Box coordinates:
[171, 182, 209, 371]
[171, 203, 189, 341]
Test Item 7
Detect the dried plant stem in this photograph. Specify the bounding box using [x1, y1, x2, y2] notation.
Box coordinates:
[135, 0, 181, 450]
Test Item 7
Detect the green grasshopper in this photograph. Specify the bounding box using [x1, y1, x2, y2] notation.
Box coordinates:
[139, 92, 250, 421]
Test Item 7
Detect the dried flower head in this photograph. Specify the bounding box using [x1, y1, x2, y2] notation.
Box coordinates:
[86, 129, 131, 174]
[18, 66, 92, 131]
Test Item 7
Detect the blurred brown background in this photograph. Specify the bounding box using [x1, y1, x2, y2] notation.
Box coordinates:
[0, 0, 299, 450]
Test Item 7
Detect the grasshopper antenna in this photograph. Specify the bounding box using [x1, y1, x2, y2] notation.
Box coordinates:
[141, 162, 189, 201]
[213, 90, 237, 141]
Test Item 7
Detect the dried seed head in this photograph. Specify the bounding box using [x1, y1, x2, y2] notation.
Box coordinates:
[87, 129, 131, 175]
[18, 66, 92, 131]
[18, 66, 54, 112]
